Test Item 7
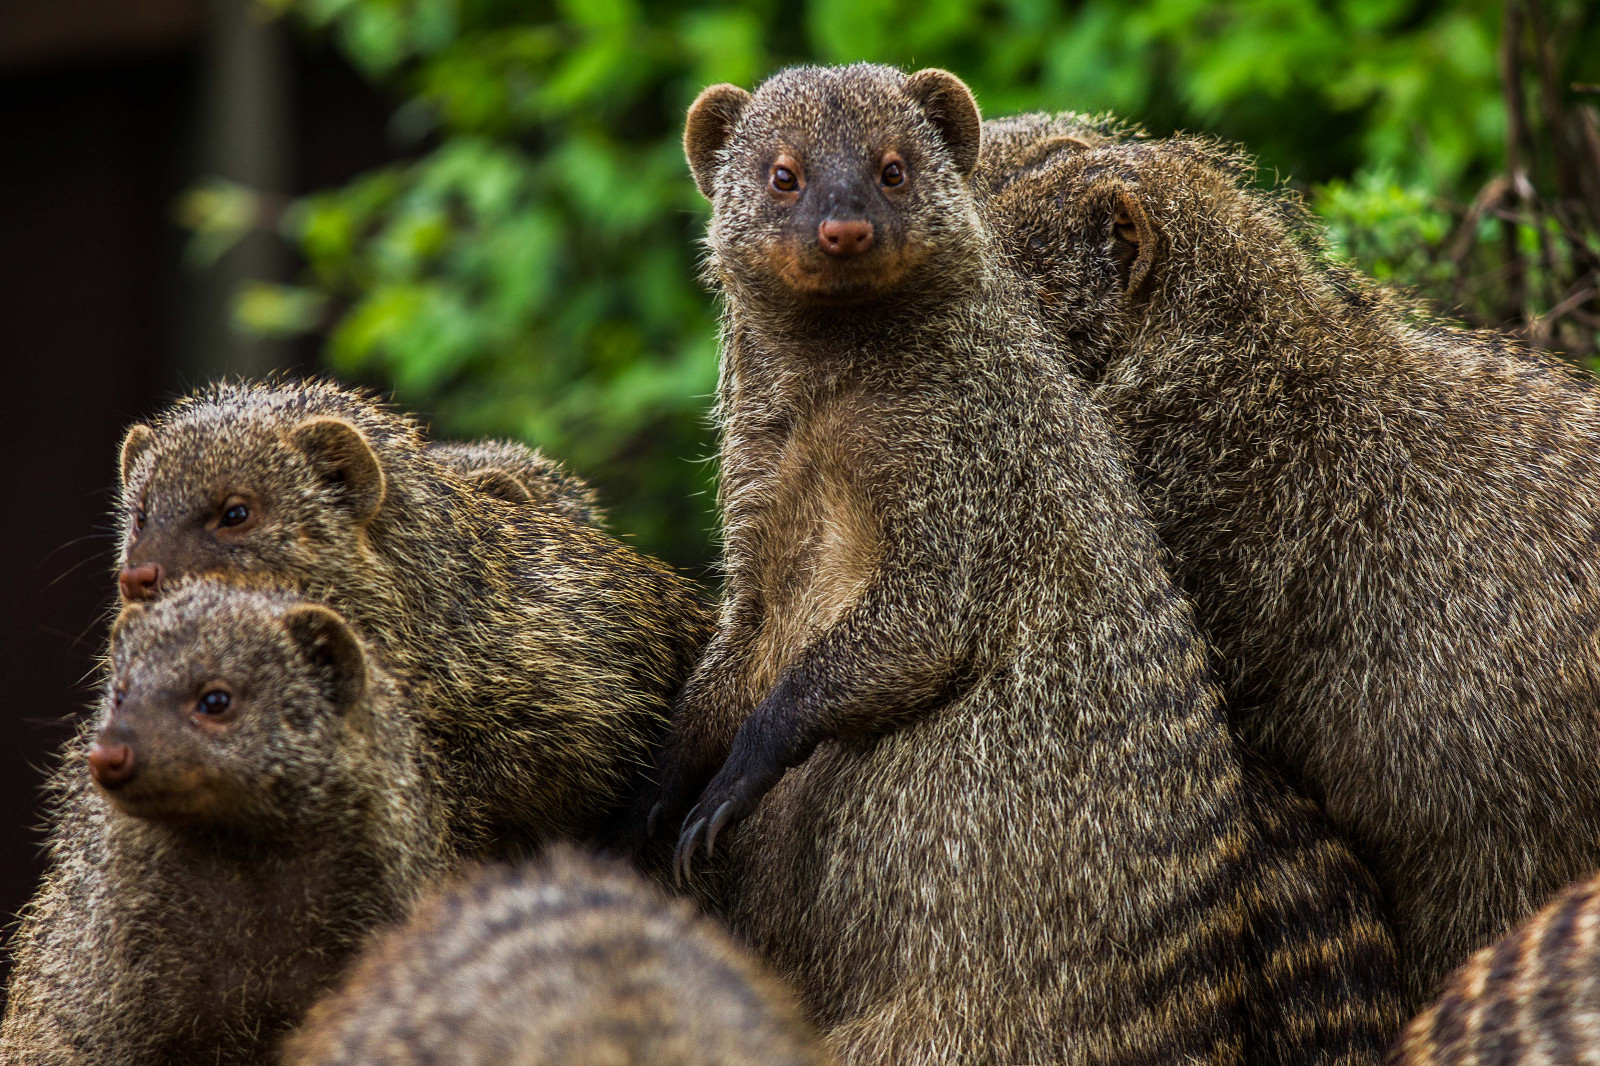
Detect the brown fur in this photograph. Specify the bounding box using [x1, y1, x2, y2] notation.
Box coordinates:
[282, 846, 829, 1066]
[1391, 869, 1600, 1065]
[0, 581, 459, 1065]
[985, 131, 1600, 1004]
[115, 380, 711, 854]
[650, 63, 1402, 1065]
[428, 437, 606, 526]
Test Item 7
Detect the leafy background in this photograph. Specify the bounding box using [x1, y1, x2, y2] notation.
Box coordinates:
[186, 0, 1600, 575]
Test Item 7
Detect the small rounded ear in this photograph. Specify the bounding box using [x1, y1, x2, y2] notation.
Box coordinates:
[904, 68, 982, 178]
[288, 418, 386, 524]
[107, 602, 148, 648]
[284, 604, 367, 714]
[685, 84, 753, 201]
[1109, 186, 1160, 302]
[465, 467, 534, 506]
[119, 424, 156, 487]
[1013, 135, 1092, 171]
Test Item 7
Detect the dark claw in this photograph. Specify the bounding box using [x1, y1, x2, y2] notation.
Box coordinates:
[706, 800, 736, 857]
[646, 802, 662, 839]
[675, 814, 706, 887]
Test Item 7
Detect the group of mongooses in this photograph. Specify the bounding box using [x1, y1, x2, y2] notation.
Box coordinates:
[5, 59, 1600, 1066]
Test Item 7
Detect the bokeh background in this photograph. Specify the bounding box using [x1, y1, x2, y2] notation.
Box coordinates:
[3, 0, 1598, 996]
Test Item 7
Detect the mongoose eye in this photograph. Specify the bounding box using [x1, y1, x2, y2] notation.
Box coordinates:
[880, 158, 905, 188]
[771, 167, 798, 193]
[131, 508, 146, 533]
[196, 689, 233, 718]
[219, 502, 250, 528]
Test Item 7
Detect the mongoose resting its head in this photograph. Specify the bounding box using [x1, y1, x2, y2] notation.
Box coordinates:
[0, 581, 457, 1066]
[986, 133, 1600, 1003]
[283, 846, 828, 1066]
[428, 437, 605, 526]
[114, 379, 710, 852]
[646, 63, 1401, 1064]
[1390, 868, 1600, 1065]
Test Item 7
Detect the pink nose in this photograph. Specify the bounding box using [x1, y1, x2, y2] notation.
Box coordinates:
[818, 219, 874, 258]
[119, 564, 162, 602]
[88, 741, 136, 789]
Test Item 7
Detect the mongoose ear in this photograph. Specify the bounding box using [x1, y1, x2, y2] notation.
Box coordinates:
[465, 467, 534, 506]
[1013, 135, 1092, 171]
[1110, 188, 1160, 302]
[289, 418, 387, 524]
[284, 604, 367, 715]
[119, 424, 156, 487]
[685, 84, 753, 201]
[107, 602, 148, 648]
[904, 69, 982, 178]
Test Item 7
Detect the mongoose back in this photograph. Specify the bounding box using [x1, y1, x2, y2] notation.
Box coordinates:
[283, 846, 828, 1066]
[1391, 868, 1600, 1065]
[985, 133, 1600, 1003]
[649, 63, 1400, 1065]
[114, 380, 710, 851]
[429, 437, 606, 526]
[1, 581, 458, 1065]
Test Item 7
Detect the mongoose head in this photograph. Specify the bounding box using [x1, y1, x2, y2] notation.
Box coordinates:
[93, 581, 373, 829]
[428, 438, 605, 527]
[685, 63, 984, 307]
[116, 381, 416, 603]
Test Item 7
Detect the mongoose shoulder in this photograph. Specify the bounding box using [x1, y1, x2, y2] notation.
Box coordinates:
[1, 581, 457, 1066]
[428, 437, 606, 526]
[1391, 868, 1600, 1066]
[648, 63, 1401, 1065]
[985, 132, 1600, 1003]
[283, 846, 828, 1066]
[115, 379, 711, 852]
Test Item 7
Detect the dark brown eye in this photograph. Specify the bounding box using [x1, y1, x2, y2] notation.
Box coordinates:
[881, 161, 905, 187]
[197, 689, 232, 717]
[131, 508, 146, 532]
[220, 503, 249, 528]
[771, 166, 798, 193]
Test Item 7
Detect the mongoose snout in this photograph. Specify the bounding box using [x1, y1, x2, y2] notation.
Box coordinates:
[818, 218, 874, 257]
[87, 731, 135, 789]
[118, 563, 161, 602]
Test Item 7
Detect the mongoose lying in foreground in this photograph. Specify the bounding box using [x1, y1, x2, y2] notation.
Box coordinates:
[1391, 867, 1600, 1065]
[115, 380, 710, 853]
[984, 132, 1600, 1005]
[1, 581, 459, 1065]
[283, 847, 828, 1066]
[649, 62, 1401, 1065]
[428, 437, 605, 525]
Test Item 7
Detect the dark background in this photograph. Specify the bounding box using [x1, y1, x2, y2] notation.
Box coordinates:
[0, 0, 399, 997]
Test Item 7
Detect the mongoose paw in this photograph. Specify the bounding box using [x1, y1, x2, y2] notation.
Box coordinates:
[672, 757, 782, 886]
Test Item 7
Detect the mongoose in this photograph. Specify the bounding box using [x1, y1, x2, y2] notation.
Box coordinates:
[984, 133, 1600, 1003]
[114, 379, 710, 852]
[0, 581, 458, 1065]
[1390, 867, 1600, 1066]
[429, 437, 606, 526]
[282, 846, 828, 1066]
[647, 62, 1402, 1065]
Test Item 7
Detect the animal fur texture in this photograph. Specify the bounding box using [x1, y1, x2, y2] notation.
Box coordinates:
[428, 437, 606, 526]
[0, 581, 458, 1065]
[984, 131, 1600, 1004]
[651, 63, 1402, 1065]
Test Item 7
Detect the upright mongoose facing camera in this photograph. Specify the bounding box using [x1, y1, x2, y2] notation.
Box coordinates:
[648, 62, 1401, 1065]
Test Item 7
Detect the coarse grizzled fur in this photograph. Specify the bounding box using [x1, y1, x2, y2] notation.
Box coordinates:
[428, 437, 606, 526]
[115, 379, 711, 853]
[650, 62, 1401, 1065]
[0, 582, 459, 1065]
[1390, 869, 1600, 1066]
[282, 846, 828, 1066]
[984, 131, 1600, 1005]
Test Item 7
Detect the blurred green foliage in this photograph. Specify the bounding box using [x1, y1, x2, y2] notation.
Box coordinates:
[216, 0, 1599, 574]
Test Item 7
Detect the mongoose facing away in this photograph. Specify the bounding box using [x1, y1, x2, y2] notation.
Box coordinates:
[0, 581, 457, 1066]
[984, 133, 1600, 1003]
[649, 62, 1401, 1064]
[428, 437, 606, 526]
[283, 846, 828, 1066]
[115, 380, 711, 853]
[1391, 868, 1600, 1066]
